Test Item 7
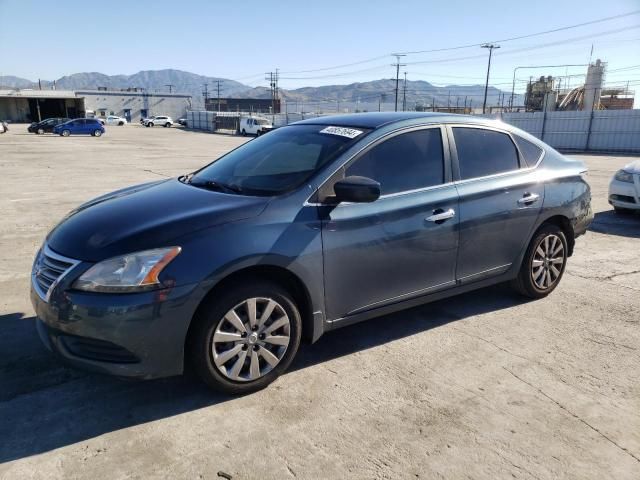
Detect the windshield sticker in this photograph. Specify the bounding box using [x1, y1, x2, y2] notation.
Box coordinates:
[319, 126, 363, 139]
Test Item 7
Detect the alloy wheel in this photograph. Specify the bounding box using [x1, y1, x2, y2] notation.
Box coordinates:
[531, 234, 565, 290]
[211, 297, 291, 382]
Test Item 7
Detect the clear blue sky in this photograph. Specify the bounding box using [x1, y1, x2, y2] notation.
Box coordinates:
[1, 0, 639, 94]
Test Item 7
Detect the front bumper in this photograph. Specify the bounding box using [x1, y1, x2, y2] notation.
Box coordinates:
[609, 176, 640, 210]
[31, 277, 202, 379]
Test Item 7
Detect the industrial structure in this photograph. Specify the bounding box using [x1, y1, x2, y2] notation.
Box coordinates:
[0, 88, 192, 123]
[522, 59, 634, 112]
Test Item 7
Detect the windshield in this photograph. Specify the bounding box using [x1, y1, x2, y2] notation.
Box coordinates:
[256, 119, 269, 125]
[189, 124, 369, 196]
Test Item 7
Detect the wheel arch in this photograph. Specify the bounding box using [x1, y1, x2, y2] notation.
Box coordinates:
[538, 214, 575, 256]
[184, 264, 315, 358]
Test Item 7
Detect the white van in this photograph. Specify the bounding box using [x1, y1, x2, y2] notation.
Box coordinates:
[239, 116, 273, 136]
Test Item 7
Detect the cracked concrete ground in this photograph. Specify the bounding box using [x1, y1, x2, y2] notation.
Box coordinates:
[0, 125, 638, 480]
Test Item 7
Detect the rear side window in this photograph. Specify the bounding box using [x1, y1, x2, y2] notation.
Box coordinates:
[453, 128, 519, 180]
[513, 135, 543, 167]
[346, 128, 444, 195]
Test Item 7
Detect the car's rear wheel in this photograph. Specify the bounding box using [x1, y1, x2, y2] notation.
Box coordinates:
[241, 129, 246, 136]
[37, 128, 44, 135]
[93, 129, 102, 137]
[512, 224, 568, 299]
[118, 121, 124, 126]
[189, 281, 302, 394]
[61, 129, 70, 137]
[164, 122, 171, 127]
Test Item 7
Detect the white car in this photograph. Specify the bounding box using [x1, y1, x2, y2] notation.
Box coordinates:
[144, 116, 173, 127]
[105, 115, 127, 126]
[609, 160, 640, 213]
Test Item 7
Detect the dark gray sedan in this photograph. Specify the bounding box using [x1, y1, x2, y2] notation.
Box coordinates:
[31, 112, 592, 393]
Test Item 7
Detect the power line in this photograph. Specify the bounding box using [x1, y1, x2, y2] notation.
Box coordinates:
[275, 10, 639, 76]
[397, 10, 640, 55]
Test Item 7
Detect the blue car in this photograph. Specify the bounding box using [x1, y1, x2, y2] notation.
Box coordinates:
[31, 112, 592, 394]
[53, 118, 105, 137]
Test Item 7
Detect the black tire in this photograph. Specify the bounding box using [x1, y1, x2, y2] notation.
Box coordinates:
[37, 128, 44, 135]
[188, 280, 302, 394]
[93, 129, 102, 137]
[614, 206, 632, 215]
[164, 122, 171, 128]
[61, 129, 70, 137]
[512, 223, 568, 299]
[241, 129, 246, 136]
[149, 122, 154, 127]
[118, 121, 124, 126]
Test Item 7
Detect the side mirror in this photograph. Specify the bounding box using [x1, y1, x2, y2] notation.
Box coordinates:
[333, 176, 381, 203]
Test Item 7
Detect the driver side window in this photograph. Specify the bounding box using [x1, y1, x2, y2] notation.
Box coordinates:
[345, 128, 444, 195]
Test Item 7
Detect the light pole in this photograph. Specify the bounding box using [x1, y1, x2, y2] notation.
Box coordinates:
[481, 44, 499, 114]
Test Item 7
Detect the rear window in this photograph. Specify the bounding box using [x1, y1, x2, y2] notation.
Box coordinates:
[453, 128, 519, 180]
[513, 135, 544, 167]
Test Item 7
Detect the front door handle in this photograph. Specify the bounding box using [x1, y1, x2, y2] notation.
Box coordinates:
[426, 208, 456, 223]
[517, 193, 540, 205]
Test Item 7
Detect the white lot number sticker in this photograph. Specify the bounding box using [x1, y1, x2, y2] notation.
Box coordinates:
[319, 126, 363, 139]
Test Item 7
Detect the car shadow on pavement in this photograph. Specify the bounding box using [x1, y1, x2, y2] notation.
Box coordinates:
[0, 284, 525, 464]
[589, 210, 640, 238]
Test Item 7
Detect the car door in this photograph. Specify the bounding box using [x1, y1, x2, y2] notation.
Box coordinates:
[448, 125, 544, 283]
[321, 126, 459, 320]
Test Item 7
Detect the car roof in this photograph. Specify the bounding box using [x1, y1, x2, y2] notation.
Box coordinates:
[292, 112, 493, 129]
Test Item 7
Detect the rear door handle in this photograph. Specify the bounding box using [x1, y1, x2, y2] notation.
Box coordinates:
[426, 208, 456, 223]
[517, 193, 540, 205]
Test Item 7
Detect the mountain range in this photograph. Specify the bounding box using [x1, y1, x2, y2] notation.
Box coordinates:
[0, 69, 522, 111]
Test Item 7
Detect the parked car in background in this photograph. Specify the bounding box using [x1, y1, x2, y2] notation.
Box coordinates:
[28, 117, 70, 134]
[144, 116, 173, 127]
[609, 160, 640, 214]
[177, 118, 187, 126]
[53, 118, 105, 137]
[105, 115, 127, 126]
[31, 112, 592, 394]
[239, 116, 273, 136]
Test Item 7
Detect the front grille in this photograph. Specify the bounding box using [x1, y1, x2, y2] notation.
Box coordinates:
[32, 245, 79, 300]
[60, 335, 140, 363]
[610, 194, 637, 204]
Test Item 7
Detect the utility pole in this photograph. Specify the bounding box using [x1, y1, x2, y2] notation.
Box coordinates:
[213, 80, 223, 111]
[165, 84, 174, 93]
[481, 43, 500, 114]
[402, 72, 407, 111]
[202, 83, 209, 106]
[265, 69, 279, 120]
[391, 54, 406, 112]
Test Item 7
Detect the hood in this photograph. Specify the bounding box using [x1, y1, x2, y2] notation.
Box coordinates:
[623, 160, 640, 175]
[47, 179, 269, 261]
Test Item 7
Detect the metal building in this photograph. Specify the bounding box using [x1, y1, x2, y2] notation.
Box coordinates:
[0, 89, 192, 123]
[0, 89, 84, 122]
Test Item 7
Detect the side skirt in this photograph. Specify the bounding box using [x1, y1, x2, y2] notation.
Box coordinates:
[324, 269, 517, 332]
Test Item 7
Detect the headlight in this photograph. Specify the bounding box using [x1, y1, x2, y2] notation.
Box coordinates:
[614, 170, 634, 183]
[74, 247, 181, 293]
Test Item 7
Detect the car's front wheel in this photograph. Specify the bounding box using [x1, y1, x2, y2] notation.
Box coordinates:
[189, 281, 302, 394]
[148, 122, 154, 127]
[512, 224, 568, 299]
[93, 129, 102, 137]
[164, 122, 171, 128]
[37, 128, 44, 135]
[61, 129, 70, 137]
